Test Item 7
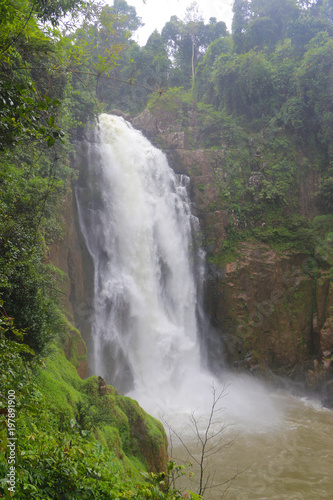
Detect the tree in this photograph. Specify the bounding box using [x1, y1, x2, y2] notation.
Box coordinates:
[320, 0, 333, 25]
[184, 2, 204, 83]
[111, 0, 143, 38]
[317, 177, 333, 212]
[295, 33, 333, 159]
[0, 0, 126, 355]
[162, 11, 227, 88]
[286, 12, 331, 53]
[250, 0, 300, 33]
[164, 386, 239, 498]
[233, 0, 301, 52]
[0, 0, 64, 150]
[194, 37, 232, 102]
[76, 0, 165, 114]
[211, 50, 274, 119]
[232, 0, 252, 53]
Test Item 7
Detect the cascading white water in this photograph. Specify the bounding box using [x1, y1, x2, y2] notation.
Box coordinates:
[77, 114, 210, 410]
[77, 113, 279, 425]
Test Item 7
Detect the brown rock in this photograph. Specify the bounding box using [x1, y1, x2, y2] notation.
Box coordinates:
[320, 319, 333, 354]
[48, 183, 94, 378]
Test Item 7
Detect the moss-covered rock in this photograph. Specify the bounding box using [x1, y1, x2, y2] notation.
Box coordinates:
[117, 396, 168, 473]
[37, 348, 168, 474]
[62, 317, 88, 378]
[205, 242, 315, 376]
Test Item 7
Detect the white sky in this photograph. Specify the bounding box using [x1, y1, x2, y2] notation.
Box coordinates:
[115, 0, 234, 45]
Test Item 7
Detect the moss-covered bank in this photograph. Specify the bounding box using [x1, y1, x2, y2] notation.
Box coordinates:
[0, 340, 169, 498]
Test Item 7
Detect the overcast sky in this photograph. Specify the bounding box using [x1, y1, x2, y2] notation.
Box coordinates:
[117, 0, 234, 45]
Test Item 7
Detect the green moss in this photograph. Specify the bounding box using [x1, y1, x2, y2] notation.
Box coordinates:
[49, 264, 69, 284]
[59, 315, 88, 370]
[66, 330, 87, 370]
[101, 425, 124, 455]
[145, 413, 166, 446]
[35, 346, 167, 477]
[147, 87, 192, 123]
[82, 375, 99, 395]
[312, 214, 333, 234]
[116, 395, 166, 469]
[37, 347, 83, 416]
[191, 163, 203, 176]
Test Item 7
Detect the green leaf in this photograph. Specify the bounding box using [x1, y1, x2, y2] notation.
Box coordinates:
[47, 136, 55, 147]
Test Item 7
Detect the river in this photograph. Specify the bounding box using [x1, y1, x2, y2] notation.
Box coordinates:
[169, 385, 333, 500]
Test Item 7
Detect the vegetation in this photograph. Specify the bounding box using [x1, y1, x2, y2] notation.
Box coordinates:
[141, 0, 333, 263]
[164, 386, 238, 498]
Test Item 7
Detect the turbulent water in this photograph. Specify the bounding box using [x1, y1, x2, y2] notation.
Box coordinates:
[172, 392, 333, 499]
[77, 114, 333, 499]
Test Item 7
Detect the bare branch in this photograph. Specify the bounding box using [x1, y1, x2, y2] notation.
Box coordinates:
[163, 383, 245, 498]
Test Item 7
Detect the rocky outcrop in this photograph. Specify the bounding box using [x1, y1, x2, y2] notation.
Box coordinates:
[83, 375, 168, 473]
[300, 169, 321, 219]
[206, 243, 315, 376]
[133, 108, 185, 148]
[308, 258, 333, 406]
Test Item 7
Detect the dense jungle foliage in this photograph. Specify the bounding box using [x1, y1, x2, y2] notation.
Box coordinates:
[0, 0, 333, 497]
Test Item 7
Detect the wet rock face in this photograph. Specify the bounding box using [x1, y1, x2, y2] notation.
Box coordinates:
[47, 184, 94, 378]
[322, 379, 333, 408]
[132, 108, 185, 148]
[207, 243, 315, 376]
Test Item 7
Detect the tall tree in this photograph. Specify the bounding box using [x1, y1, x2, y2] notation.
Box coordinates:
[251, 0, 300, 32]
[233, 0, 301, 52]
[162, 10, 227, 88]
[0, 0, 125, 354]
[184, 2, 204, 82]
[232, 0, 252, 53]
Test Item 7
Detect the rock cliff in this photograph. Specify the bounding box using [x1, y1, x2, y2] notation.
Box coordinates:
[47, 181, 94, 379]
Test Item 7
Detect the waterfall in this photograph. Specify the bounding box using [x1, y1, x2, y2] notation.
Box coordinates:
[76, 113, 280, 424]
[76, 114, 213, 412]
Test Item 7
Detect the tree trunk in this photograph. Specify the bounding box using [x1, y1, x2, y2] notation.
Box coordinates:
[191, 34, 195, 85]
